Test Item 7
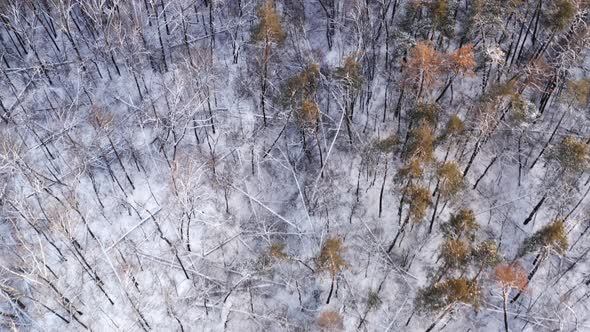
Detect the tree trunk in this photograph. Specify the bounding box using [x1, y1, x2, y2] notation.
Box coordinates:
[379, 159, 388, 218]
[502, 291, 509, 332]
[425, 305, 452, 332]
[462, 138, 482, 178]
[523, 194, 546, 225]
[388, 214, 410, 252]
[260, 41, 270, 127]
[326, 275, 335, 304]
[473, 155, 498, 190]
[428, 190, 441, 234]
[529, 111, 565, 169]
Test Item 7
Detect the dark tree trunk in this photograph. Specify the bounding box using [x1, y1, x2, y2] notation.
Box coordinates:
[523, 194, 546, 225]
[473, 155, 498, 190]
[379, 159, 388, 218]
[326, 275, 335, 304]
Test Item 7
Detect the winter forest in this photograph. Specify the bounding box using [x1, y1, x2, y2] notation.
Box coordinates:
[1, 0, 590, 331]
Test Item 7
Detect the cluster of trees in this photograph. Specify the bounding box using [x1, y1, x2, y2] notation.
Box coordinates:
[0, 0, 589, 331]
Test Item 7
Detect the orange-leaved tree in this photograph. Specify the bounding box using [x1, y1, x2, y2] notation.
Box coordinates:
[447, 43, 476, 77]
[405, 41, 444, 99]
[436, 43, 477, 102]
[494, 263, 528, 332]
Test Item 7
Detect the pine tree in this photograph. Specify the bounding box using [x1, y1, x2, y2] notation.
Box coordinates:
[437, 115, 465, 159]
[436, 161, 464, 199]
[471, 240, 500, 280]
[415, 278, 482, 332]
[439, 239, 471, 273]
[400, 0, 429, 36]
[416, 278, 481, 313]
[397, 158, 424, 181]
[298, 99, 320, 129]
[439, 115, 465, 142]
[335, 55, 363, 144]
[407, 124, 436, 163]
[317, 237, 348, 275]
[252, 1, 286, 126]
[512, 219, 568, 302]
[374, 134, 401, 154]
[335, 56, 363, 90]
[317, 238, 349, 304]
[283, 64, 322, 157]
[270, 242, 289, 260]
[388, 185, 431, 252]
[518, 219, 568, 258]
[412, 102, 440, 127]
[566, 79, 590, 108]
[284, 64, 321, 103]
[252, 2, 286, 44]
[430, 0, 453, 38]
[510, 93, 539, 125]
[441, 209, 478, 240]
[548, 0, 576, 31]
[429, 161, 464, 233]
[550, 136, 589, 175]
[407, 185, 432, 223]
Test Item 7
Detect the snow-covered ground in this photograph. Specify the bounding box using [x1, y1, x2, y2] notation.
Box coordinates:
[1, 1, 590, 331]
